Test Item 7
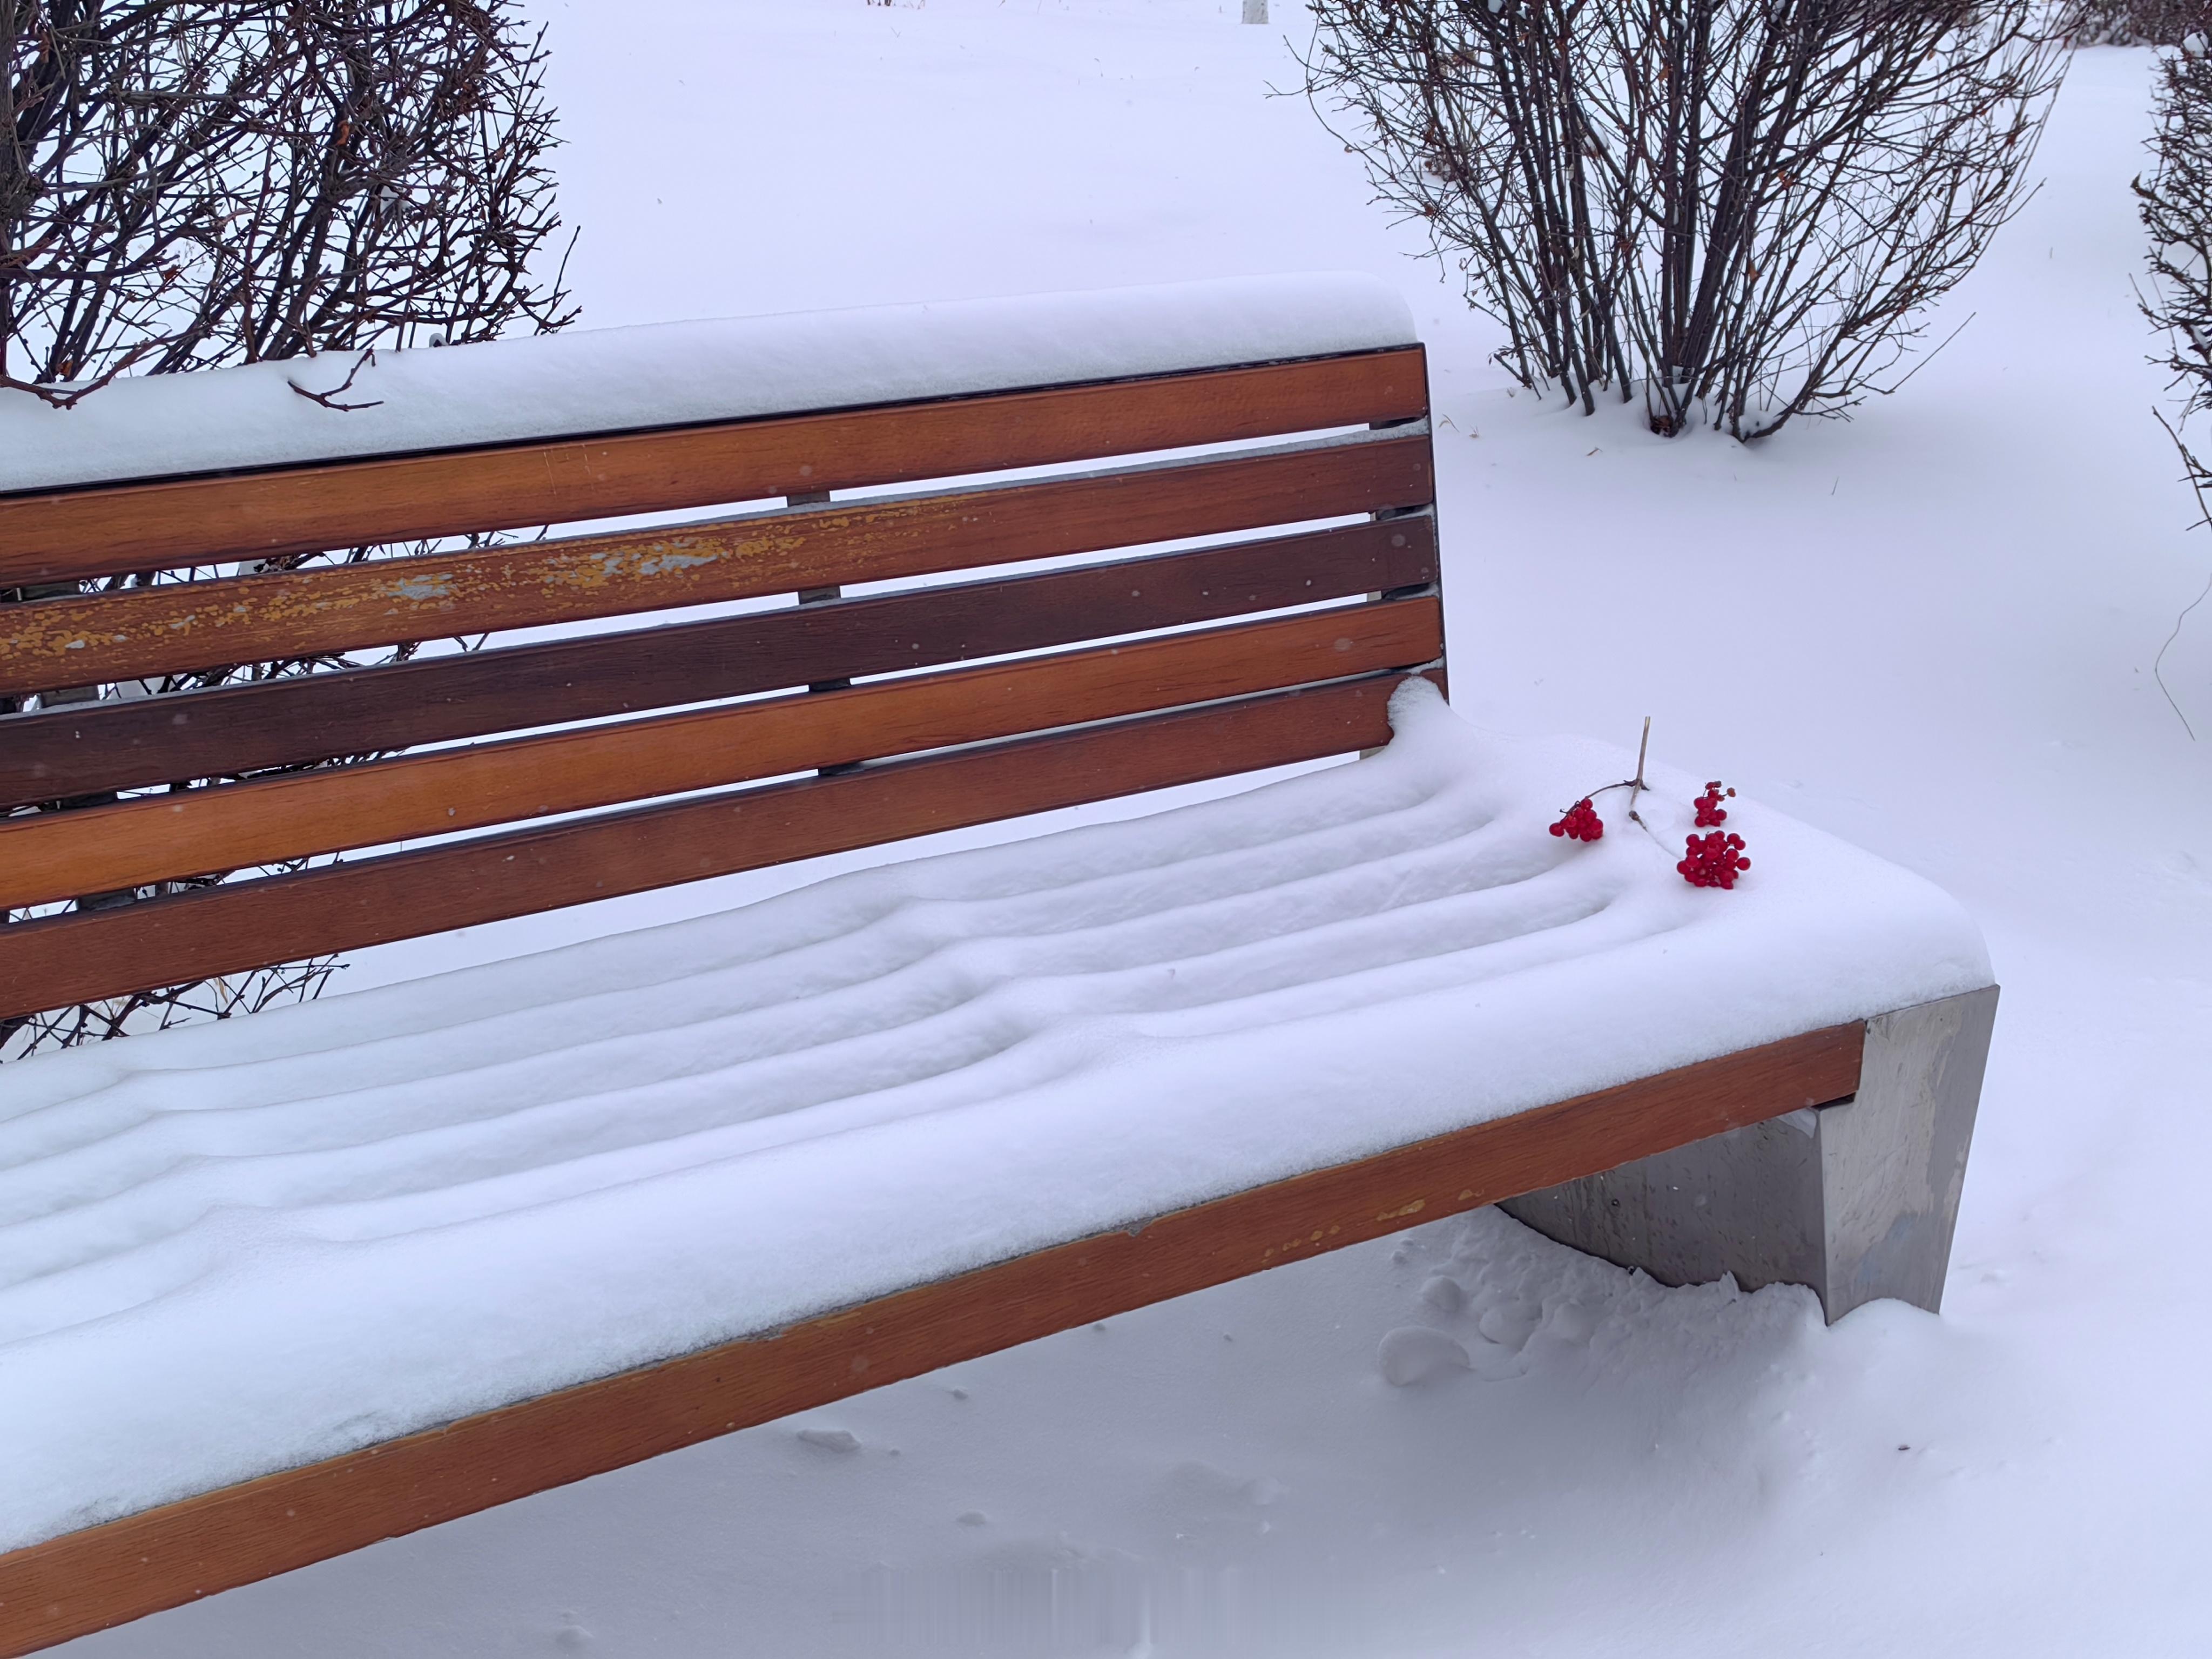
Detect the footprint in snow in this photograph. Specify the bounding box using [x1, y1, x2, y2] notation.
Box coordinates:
[1543, 1301, 1598, 1345]
[1377, 1326, 1471, 1386]
[1476, 1301, 1541, 1350]
[1164, 1460, 1285, 1508]
[1420, 1274, 1466, 1313]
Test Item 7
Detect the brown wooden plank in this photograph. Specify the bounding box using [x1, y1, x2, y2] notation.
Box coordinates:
[0, 1019, 1865, 1656]
[0, 518, 1439, 808]
[0, 348, 1429, 587]
[0, 434, 1435, 697]
[0, 671, 1436, 1021]
[0, 599, 1445, 909]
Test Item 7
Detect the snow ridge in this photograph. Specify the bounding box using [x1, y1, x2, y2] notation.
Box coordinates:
[0, 685, 1988, 1549]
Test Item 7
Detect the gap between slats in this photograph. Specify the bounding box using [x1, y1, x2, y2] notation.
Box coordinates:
[0, 518, 1438, 807]
[0, 671, 1439, 1022]
[0, 599, 1444, 909]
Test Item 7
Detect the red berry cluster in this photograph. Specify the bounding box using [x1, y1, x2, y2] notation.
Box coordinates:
[1678, 830, 1751, 889]
[1545, 743, 1755, 892]
[1549, 798, 1604, 842]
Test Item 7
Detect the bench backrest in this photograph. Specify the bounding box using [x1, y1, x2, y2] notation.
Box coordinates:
[0, 333, 1439, 1027]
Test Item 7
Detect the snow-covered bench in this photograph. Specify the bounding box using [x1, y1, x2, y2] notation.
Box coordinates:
[0, 276, 1996, 1654]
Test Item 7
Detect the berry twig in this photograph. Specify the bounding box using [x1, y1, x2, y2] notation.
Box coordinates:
[1549, 716, 1661, 845]
[1547, 720, 1755, 889]
[1626, 714, 1651, 828]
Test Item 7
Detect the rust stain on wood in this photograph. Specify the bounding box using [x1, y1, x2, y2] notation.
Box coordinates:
[0, 517, 1433, 810]
[0, 436, 1433, 696]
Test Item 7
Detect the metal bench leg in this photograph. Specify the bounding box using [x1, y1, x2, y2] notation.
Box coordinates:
[1498, 986, 1999, 1323]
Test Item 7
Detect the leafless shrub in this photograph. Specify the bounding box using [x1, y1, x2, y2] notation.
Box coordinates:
[2066, 0, 2204, 46]
[2137, 28, 2212, 736]
[2, 0, 574, 399]
[2, 0, 575, 1060]
[2141, 31, 2212, 415]
[1300, 0, 2070, 440]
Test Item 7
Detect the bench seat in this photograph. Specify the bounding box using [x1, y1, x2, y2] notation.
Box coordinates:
[0, 681, 1990, 1557]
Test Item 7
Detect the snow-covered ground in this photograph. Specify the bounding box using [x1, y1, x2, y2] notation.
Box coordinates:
[51, 6, 2212, 1655]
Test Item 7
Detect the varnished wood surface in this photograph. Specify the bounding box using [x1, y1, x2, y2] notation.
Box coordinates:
[0, 520, 1437, 808]
[0, 348, 1429, 586]
[0, 1020, 1866, 1656]
[0, 600, 1444, 908]
[0, 344, 1462, 1655]
[0, 672, 1435, 1021]
[0, 434, 1434, 696]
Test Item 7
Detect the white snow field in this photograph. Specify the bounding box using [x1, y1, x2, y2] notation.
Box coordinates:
[29, 5, 2212, 1656]
[0, 683, 1988, 1554]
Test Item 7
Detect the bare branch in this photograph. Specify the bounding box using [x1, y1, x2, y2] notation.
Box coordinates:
[286, 342, 382, 408]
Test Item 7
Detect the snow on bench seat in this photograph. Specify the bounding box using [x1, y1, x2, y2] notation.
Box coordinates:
[0, 685, 1989, 1552]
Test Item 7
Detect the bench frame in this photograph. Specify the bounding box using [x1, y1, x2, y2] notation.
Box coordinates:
[0, 333, 1997, 1654]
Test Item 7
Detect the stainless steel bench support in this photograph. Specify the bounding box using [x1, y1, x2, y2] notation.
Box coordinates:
[1499, 986, 1999, 1322]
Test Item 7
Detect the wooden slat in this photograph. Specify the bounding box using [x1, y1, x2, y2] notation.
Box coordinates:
[0, 348, 1429, 586]
[0, 672, 1437, 1021]
[0, 1020, 1865, 1657]
[0, 434, 1434, 697]
[0, 599, 1444, 908]
[0, 518, 1438, 808]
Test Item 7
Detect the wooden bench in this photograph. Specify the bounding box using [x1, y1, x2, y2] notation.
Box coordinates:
[0, 280, 1997, 1654]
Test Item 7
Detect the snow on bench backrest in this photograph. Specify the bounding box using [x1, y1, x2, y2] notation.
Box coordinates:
[0, 273, 1415, 493]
